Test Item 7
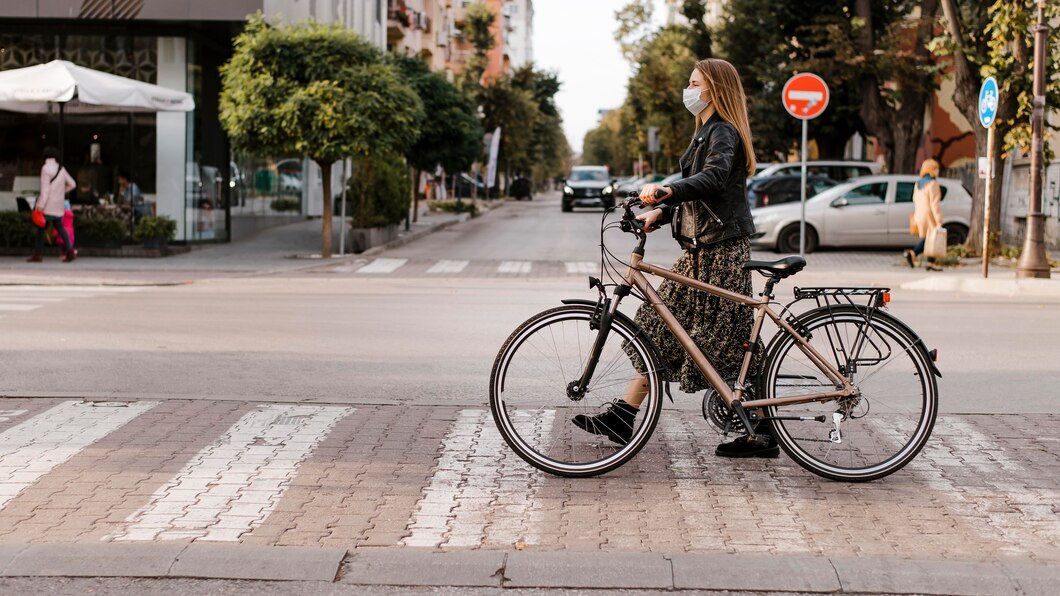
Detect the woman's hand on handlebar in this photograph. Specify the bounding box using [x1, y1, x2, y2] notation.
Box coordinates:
[636, 208, 664, 233]
[639, 184, 672, 206]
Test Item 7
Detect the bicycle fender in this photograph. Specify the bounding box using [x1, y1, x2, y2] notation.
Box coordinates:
[560, 299, 674, 401]
[772, 305, 941, 378]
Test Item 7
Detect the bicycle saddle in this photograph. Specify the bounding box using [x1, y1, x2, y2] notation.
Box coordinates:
[742, 256, 807, 278]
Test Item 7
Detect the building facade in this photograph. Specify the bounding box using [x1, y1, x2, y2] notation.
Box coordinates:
[0, 0, 387, 244]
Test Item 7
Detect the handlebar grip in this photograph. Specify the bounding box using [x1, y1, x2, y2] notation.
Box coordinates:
[654, 188, 669, 201]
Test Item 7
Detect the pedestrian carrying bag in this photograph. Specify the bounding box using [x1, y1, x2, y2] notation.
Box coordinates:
[925, 226, 947, 259]
[908, 214, 919, 236]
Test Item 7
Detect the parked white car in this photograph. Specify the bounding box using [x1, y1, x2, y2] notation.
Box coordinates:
[751, 175, 972, 253]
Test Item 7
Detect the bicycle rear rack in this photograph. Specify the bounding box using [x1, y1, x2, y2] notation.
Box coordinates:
[792, 286, 890, 310]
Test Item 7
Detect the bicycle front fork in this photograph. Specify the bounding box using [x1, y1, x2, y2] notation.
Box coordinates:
[566, 283, 632, 401]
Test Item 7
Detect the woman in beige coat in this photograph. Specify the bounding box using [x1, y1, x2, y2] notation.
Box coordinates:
[904, 158, 943, 271]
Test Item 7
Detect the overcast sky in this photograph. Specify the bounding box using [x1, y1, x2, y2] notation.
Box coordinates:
[532, 0, 670, 156]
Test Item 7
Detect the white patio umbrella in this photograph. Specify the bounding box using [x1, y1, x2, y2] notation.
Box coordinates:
[0, 59, 194, 113]
[0, 59, 195, 198]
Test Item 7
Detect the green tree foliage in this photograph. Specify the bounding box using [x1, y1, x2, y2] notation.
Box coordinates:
[387, 54, 483, 174]
[715, 0, 868, 162]
[219, 16, 423, 258]
[933, 0, 1060, 253]
[479, 77, 540, 185]
[346, 150, 412, 229]
[783, 0, 940, 174]
[614, 0, 655, 63]
[680, 0, 713, 59]
[582, 109, 632, 173]
[462, 1, 497, 86]
[511, 65, 569, 186]
[628, 26, 698, 172]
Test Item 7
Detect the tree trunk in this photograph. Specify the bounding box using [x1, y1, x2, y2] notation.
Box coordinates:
[855, 0, 936, 175]
[320, 160, 333, 259]
[412, 167, 420, 223]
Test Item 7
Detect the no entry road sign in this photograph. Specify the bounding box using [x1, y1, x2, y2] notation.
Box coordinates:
[782, 73, 829, 120]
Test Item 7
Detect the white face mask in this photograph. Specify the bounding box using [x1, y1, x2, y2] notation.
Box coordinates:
[683, 88, 711, 116]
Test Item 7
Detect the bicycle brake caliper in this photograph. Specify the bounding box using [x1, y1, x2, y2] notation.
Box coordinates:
[829, 412, 843, 444]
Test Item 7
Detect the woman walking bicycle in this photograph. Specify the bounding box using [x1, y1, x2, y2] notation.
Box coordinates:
[570, 58, 776, 458]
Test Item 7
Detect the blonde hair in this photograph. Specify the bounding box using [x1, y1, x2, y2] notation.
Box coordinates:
[693, 58, 757, 176]
[919, 158, 940, 177]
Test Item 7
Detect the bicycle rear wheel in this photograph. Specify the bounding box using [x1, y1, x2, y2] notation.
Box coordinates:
[762, 306, 937, 482]
[489, 304, 663, 477]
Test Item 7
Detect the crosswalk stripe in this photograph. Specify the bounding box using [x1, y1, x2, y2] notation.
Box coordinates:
[498, 261, 532, 274]
[0, 401, 157, 510]
[0, 304, 41, 311]
[564, 261, 598, 274]
[108, 404, 352, 542]
[357, 258, 407, 274]
[0, 410, 27, 424]
[404, 409, 552, 548]
[426, 260, 470, 274]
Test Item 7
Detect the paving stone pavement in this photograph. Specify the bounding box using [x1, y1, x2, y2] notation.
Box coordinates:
[0, 397, 1057, 566]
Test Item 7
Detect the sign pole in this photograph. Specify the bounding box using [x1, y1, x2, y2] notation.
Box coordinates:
[800, 119, 808, 257]
[982, 125, 994, 278]
[781, 72, 828, 256]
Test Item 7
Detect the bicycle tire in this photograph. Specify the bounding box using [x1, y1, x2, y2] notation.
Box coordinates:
[762, 305, 937, 482]
[489, 304, 664, 477]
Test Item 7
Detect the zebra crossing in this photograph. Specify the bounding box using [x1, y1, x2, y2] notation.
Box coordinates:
[0, 398, 1055, 558]
[321, 258, 603, 277]
[0, 285, 142, 317]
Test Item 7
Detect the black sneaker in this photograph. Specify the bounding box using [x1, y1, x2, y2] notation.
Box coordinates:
[715, 434, 780, 458]
[572, 400, 638, 445]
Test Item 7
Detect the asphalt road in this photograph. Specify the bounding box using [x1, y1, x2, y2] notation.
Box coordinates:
[1, 193, 1057, 414]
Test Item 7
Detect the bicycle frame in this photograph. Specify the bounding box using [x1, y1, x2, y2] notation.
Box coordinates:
[618, 251, 855, 413]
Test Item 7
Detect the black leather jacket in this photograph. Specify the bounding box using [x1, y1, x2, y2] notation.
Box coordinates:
[657, 113, 756, 249]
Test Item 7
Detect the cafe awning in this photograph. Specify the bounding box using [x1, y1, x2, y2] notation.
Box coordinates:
[0, 59, 194, 113]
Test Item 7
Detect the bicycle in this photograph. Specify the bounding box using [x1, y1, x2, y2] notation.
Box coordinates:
[489, 195, 941, 482]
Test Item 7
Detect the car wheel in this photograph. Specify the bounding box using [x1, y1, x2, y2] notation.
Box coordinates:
[562, 200, 572, 212]
[776, 224, 819, 254]
[943, 223, 968, 246]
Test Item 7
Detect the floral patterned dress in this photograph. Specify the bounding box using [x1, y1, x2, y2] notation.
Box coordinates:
[631, 235, 758, 393]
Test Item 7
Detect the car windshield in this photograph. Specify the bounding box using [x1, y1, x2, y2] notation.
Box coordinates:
[569, 170, 609, 182]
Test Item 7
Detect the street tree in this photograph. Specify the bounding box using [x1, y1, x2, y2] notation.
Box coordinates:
[478, 77, 541, 190]
[511, 65, 569, 187]
[461, 1, 496, 86]
[795, 1, 941, 174]
[219, 16, 422, 258]
[715, 0, 867, 161]
[387, 54, 482, 218]
[933, 0, 1060, 254]
[680, 0, 713, 59]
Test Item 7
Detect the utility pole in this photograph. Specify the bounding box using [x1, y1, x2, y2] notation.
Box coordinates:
[1016, 0, 1052, 279]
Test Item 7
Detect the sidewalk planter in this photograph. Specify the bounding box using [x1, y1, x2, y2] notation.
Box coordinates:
[0, 211, 37, 248]
[73, 211, 126, 249]
[133, 216, 178, 251]
[348, 224, 399, 253]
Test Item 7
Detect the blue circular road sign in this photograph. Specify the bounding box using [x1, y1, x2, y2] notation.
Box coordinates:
[979, 77, 999, 128]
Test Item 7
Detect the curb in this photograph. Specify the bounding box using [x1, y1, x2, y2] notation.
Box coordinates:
[901, 274, 1060, 297]
[360, 212, 470, 258]
[0, 545, 1055, 593]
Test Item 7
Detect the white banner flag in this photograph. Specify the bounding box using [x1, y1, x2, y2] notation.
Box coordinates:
[486, 127, 501, 188]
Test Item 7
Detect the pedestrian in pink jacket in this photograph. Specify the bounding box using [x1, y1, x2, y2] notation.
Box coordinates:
[27, 146, 76, 263]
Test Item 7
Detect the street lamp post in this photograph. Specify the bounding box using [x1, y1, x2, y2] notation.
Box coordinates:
[1016, 0, 1052, 279]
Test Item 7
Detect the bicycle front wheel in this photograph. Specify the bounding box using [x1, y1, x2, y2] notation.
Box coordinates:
[489, 304, 663, 477]
[762, 306, 938, 482]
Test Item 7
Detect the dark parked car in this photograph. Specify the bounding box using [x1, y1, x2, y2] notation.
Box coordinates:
[450, 173, 486, 198]
[509, 176, 532, 200]
[747, 175, 839, 209]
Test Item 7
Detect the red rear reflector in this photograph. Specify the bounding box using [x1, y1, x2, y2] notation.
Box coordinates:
[883, 291, 891, 304]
